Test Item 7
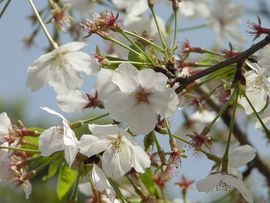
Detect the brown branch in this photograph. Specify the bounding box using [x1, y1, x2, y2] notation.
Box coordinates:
[175, 36, 270, 94]
[196, 87, 270, 181]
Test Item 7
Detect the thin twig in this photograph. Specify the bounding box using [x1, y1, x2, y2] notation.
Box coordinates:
[0, 0, 11, 19]
[175, 36, 270, 93]
[196, 87, 270, 182]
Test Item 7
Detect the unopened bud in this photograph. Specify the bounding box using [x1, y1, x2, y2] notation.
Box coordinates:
[172, 0, 179, 11]
[148, 0, 154, 7]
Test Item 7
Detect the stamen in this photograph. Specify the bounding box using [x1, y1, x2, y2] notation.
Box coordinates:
[216, 179, 231, 191]
[134, 86, 151, 103]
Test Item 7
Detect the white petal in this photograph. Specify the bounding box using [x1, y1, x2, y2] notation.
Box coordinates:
[102, 145, 132, 179]
[58, 41, 87, 53]
[126, 0, 148, 16]
[224, 175, 253, 203]
[92, 164, 110, 191]
[190, 110, 216, 123]
[41, 107, 66, 121]
[26, 58, 51, 92]
[96, 68, 118, 100]
[229, 145, 256, 168]
[196, 173, 221, 192]
[105, 91, 136, 122]
[65, 52, 100, 75]
[111, 0, 127, 9]
[92, 166, 110, 191]
[126, 103, 158, 135]
[258, 45, 270, 76]
[78, 182, 92, 196]
[0, 112, 12, 136]
[48, 63, 83, 93]
[22, 180, 32, 199]
[78, 134, 109, 157]
[238, 72, 268, 115]
[112, 64, 139, 92]
[63, 119, 78, 147]
[131, 145, 151, 173]
[39, 126, 65, 156]
[118, 143, 134, 175]
[64, 0, 96, 15]
[57, 90, 90, 113]
[148, 89, 178, 116]
[138, 69, 168, 90]
[92, 165, 115, 201]
[89, 124, 122, 135]
[64, 146, 79, 167]
[245, 60, 263, 74]
[228, 167, 243, 179]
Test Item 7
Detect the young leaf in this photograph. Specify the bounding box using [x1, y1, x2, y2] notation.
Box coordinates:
[128, 43, 146, 69]
[140, 169, 157, 195]
[144, 132, 155, 151]
[42, 158, 62, 181]
[56, 163, 77, 200]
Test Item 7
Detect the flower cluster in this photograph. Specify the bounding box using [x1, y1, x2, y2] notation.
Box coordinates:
[3, 0, 270, 202]
[0, 112, 38, 198]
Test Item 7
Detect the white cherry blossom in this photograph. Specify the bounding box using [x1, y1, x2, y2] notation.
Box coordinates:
[78, 124, 151, 179]
[39, 107, 79, 167]
[238, 60, 270, 115]
[97, 64, 178, 135]
[0, 112, 12, 143]
[197, 144, 256, 203]
[27, 42, 99, 93]
[197, 173, 252, 203]
[206, 0, 245, 44]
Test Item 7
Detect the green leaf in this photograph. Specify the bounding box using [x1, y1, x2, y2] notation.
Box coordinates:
[144, 132, 155, 151]
[42, 158, 61, 181]
[56, 163, 77, 200]
[28, 127, 44, 133]
[199, 53, 220, 65]
[140, 169, 156, 195]
[21, 136, 39, 150]
[128, 43, 146, 69]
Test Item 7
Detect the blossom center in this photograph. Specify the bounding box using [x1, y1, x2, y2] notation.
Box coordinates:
[111, 135, 122, 150]
[216, 179, 231, 191]
[134, 86, 151, 103]
[248, 75, 265, 94]
[52, 53, 66, 68]
[53, 126, 64, 142]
